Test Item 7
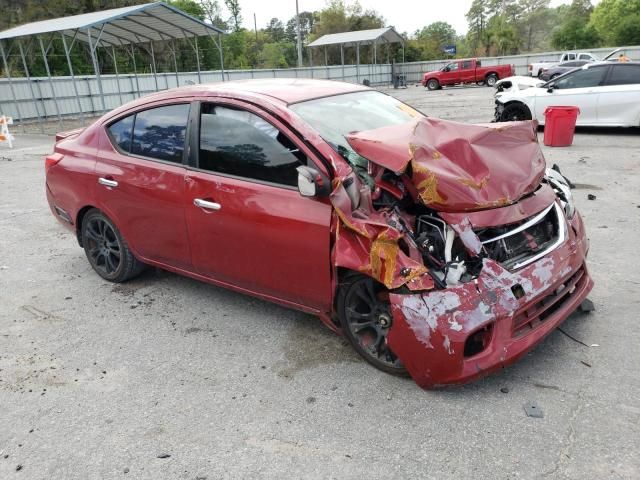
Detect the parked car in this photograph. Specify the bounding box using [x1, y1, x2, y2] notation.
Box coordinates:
[495, 62, 640, 126]
[46, 79, 593, 389]
[528, 49, 621, 77]
[539, 60, 590, 81]
[422, 58, 514, 90]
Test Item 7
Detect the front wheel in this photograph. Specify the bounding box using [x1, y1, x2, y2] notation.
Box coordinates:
[485, 74, 498, 87]
[337, 273, 407, 375]
[81, 209, 145, 282]
[426, 79, 440, 91]
[500, 102, 532, 122]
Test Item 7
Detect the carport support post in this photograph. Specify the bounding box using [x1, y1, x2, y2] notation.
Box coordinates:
[18, 40, 44, 133]
[340, 43, 344, 81]
[194, 36, 202, 84]
[217, 33, 225, 82]
[38, 36, 63, 129]
[171, 40, 179, 87]
[130, 45, 141, 98]
[61, 33, 85, 126]
[111, 46, 123, 105]
[0, 40, 25, 131]
[356, 42, 360, 83]
[149, 41, 159, 92]
[86, 28, 106, 112]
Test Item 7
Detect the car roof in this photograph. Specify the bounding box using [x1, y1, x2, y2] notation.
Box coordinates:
[138, 78, 370, 106]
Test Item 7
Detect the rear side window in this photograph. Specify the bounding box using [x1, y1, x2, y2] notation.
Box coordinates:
[606, 65, 640, 86]
[198, 104, 305, 186]
[554, 66, 607, 89]
[461, 60, 472, 69]
[131, 104, 190, 163]
[108, 116, 134, 152]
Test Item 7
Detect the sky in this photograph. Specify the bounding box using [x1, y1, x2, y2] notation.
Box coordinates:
[238, 0, 600, 37]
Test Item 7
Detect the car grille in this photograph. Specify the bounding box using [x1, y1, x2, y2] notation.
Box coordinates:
[511, 265, 587, 338]
[475, 203, 565, 271]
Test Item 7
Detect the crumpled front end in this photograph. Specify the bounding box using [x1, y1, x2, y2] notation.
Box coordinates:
[328, 116, 593, 388]
[386, 207, 592, 388]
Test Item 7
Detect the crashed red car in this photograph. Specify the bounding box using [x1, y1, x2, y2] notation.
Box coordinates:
[46, 79, 593, 388]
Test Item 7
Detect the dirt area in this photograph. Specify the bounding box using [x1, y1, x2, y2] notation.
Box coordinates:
[1, 85, 639, 479]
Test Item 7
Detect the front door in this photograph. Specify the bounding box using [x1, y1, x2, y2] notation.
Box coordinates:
[440, 62, 461, 85]
[184, 101, 332, 310]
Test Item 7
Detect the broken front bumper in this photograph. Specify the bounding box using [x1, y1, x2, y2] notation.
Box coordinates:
[387, 208, 593, 389]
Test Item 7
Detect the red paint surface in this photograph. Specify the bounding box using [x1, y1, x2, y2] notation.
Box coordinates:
[45, 79, 593, 389]
[421, 59, 514, 87]
[347, 117, 546, 212]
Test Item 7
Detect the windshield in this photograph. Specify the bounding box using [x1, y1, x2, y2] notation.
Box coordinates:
[290, 91, 423, 181]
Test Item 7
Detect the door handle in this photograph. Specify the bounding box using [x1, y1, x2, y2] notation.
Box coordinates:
[98, 177, 118, 188]
[193, 198, 221, 211]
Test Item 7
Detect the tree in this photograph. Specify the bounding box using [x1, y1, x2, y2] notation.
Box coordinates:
[224, 0, 242, 32]
[589, 0, 640, 46]
[551, 0, 600, 49]
[199, 0, 227, 30]
[265, 18, 285, 42]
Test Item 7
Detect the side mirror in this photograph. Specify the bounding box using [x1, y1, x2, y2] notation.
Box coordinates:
[547, 84, 555, 93]
[296, 165, 331, 198]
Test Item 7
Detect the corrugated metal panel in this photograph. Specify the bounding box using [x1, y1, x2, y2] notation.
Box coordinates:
[307, 27, 404, 48]
[0, 2, 223, 45]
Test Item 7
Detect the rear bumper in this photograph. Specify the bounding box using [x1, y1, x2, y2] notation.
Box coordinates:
[387, 210, 593, 388]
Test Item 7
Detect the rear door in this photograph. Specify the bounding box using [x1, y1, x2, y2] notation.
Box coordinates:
[184, 100, 332, 310]
[459, 60, 475, 83]
[597, 64, 640, 126]
[533, 65, 609, 125]
[96, 102, 192, 269]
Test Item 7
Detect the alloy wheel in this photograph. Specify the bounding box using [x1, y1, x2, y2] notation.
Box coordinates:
[84, 217, 122, 276]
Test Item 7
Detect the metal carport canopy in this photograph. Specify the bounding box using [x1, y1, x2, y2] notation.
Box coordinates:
[307, 27, 404, 48]
[0, 1, 224, 46]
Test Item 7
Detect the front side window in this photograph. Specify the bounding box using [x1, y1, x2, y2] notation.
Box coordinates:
[606, 65, 640, 86]
[446, 62, 459, 71]
[198, 105, 305, 186]
[130, 104, 190, 163]
[553, 66, 607, 89]
[108, 115, 134, 152]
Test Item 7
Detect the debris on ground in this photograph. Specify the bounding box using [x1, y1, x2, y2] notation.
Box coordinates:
[500, 387, 509, 394]
[579, 299, 595, 313]
[581, 360, 592, 367]
[157, 453, 171, 459]
[523, 401, 544, 418]
[587, 194, 597, 200]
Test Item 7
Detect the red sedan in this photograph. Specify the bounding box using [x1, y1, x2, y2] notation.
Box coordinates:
[45, 79, 593, 388]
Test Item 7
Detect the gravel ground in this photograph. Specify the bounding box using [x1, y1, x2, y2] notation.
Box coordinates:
[1, 85, 639, 479]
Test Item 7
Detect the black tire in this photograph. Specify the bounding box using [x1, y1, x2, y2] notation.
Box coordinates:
[537, 69, 544, 78]
[426, 79, 440, 91]
[500, 102, 532, 122]
[337, 273, 407, 376]
[485, 73, 498, 87]
[81, 209, 145, 283]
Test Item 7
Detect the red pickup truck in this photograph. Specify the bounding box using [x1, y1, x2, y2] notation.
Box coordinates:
[422, 59, 514, 90]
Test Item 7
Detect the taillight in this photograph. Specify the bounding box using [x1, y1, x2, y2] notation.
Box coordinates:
[528, 64, 532, 71]
[45, 153, 63, 172]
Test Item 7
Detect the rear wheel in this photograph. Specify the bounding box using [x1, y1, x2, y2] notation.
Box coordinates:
[81, 209, 145, 283]
[485, 74, 498, 87]
[500, 102, 532, 122]
[426, 79, 440, 91]
[337, 273, 407, 375]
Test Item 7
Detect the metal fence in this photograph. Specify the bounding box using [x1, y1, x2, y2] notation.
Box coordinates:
[1, 45, 638, 125]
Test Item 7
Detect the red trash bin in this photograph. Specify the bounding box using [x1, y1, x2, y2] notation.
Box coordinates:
[543, 106, 580, 147]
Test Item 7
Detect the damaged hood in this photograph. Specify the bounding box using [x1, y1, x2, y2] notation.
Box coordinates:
[346, 117, 546, 212]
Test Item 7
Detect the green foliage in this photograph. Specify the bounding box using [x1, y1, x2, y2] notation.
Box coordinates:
[589, 0, 640, 46]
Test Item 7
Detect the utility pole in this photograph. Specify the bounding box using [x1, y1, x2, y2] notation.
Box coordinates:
[295, 0, 303, 67]
[254, 13, 258, 42]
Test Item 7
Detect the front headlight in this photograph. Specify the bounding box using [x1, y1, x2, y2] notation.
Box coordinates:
[545, 167, 575, 219]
